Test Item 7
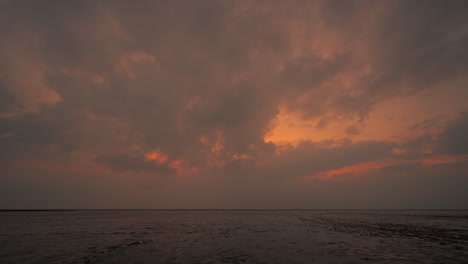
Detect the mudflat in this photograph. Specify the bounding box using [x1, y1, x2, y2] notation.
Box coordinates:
[0, 210, 467, 263]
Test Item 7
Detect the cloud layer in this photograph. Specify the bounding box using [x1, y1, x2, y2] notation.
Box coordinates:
[1, 0, 467, 209]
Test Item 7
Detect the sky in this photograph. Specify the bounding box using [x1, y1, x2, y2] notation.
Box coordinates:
[1, 0, 468, 209]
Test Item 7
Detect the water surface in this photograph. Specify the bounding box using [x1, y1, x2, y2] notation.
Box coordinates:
[1, 210, 467, 263]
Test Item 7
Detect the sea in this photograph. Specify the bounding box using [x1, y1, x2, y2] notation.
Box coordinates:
[1, 210, 467, 263]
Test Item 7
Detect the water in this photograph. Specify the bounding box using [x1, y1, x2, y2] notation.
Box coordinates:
[1, 210, 467, 263]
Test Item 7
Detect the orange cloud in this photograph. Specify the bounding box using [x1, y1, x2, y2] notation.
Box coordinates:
[309, 160, 398, 179]
[211, 129, 224, 155]
[264, 106, 318, 145]
[169, 160, 198, 175]
[307, 154, 468, 180]
[145, 150, 168, 165]
[199, 129, 227, 168]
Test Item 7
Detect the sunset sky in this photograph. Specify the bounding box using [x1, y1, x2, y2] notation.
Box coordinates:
[1, 0, 467, 209]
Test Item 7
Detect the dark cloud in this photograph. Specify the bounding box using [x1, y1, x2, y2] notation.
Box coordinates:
[0, 85, 16, 113]
[320, 0, 468, 121]
[436, 112, 468, 155]
[409, 116, 443, 131]
[263, 140, 395, 179]
[380, 162, 421, 174]
[345, 125, 360, 136]
[0, 110, 71, 157]
[95, 154, 175, 174]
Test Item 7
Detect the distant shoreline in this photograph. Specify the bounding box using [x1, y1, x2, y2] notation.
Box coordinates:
[0, 209, 77, 212]
[1, 209, 467, 212]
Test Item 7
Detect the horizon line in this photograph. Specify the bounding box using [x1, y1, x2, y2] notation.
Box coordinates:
[1, 208, 468, 212]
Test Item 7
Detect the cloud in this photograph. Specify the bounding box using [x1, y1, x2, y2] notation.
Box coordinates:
[435, 112, 468, 155]
[0, 0, 467, 208]
[380, 162, 421, 174]
[258, 140, 395, 179]
[95, 153, 175, 174]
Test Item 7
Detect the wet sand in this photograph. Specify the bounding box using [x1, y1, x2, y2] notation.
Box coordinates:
[0, 210, 467, 263]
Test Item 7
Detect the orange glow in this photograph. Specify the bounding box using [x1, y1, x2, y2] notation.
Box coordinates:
[145, 150, 168, 165]
[306, 154, 468, 180]
[169, 160, 182, 173]
[265, 89, 463, 147]
[264, 106, 358, 146]
[310, 160, 399, 179]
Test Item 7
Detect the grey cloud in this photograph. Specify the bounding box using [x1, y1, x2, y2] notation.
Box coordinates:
[317, 0, 468, 122]
[263, 140, 395, 178]
[345, 125, 360, 136]
[332, 163, 468, 209]
[409, 116, 443, 131]
[95, 154, 175, 174]
[0, 85, 16, 113]
[436, 112, 468, 155]
[0, 110, 73, 158]
[380, 162, 421, 174]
